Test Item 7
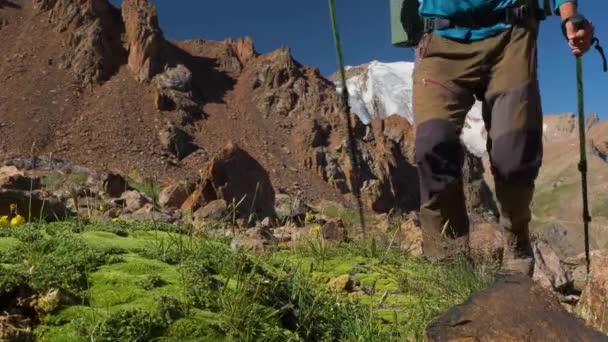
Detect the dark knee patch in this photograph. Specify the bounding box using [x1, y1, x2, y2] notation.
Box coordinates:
[415, 119, 464, 202]
[492, 129, 542, 185]
[488, 79, 543, 186]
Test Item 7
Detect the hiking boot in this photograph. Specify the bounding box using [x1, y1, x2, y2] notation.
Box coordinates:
[500, 229, 535, 277]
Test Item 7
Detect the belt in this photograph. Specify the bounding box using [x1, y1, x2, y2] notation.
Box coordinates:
[422, 4, 546, 33]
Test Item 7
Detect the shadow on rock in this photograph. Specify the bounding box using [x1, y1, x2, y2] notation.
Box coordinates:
[164, 42, 236, 107]
[0, 0, 20, 9]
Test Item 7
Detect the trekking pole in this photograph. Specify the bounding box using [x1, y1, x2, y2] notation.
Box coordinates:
[575, 55, 592, 276]
[563, 15, 608, 276]
[328, 0, 367, 239]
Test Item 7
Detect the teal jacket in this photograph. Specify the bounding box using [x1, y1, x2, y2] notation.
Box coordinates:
[419, 0, 576, 41]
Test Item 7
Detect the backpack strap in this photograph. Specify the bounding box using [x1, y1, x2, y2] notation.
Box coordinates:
[543, 0, 553, 16]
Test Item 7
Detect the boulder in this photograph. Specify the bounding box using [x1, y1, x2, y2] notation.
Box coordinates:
[158, 123, 197, 159]
[121, 203, 173, 223]
[157, 64, 192, 92]
[577, 250, 608, 334]
[120, 190, 150, 213]
[274, 193, 306, 222]
[186, 143, 275, 220]
[192, 199, 228, 222]
[158, 181, 194, 209]
[533, 240, 571, 292]
[426, 274, 607, 341]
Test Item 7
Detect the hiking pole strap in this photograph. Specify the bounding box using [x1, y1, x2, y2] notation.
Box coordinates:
[562, 14, 608, 72]
[591, 38, 607, 72]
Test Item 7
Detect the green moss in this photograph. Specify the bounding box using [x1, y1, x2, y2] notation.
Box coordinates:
[0, 237, 21, 253]
[88, 254, 182, 309]
[4, 221, 493, 342]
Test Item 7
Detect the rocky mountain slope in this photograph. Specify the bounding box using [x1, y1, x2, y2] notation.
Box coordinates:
[0, 0, 496, 219]
[532, 114, 608, 257]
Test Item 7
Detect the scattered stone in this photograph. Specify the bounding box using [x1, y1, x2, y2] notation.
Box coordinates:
[533, 240, 571, 292]
[426, 274, 607, 341]
[193, 199, 228, 221]
[320, 219, 347, 241]
[273, 226, 295, 243]
[274, 193, 307, 222]
[245, 227, 274, 241]
[230, 236, 265, 253]
[158, 123, 197, 160]
[122, 203, 172, 223]
[158, 181, 194, 209]
[260, 216, 272, 228]
[469, 222, 504, 262]
[328, 275, 359, 293]
[120, 190, 150, 213]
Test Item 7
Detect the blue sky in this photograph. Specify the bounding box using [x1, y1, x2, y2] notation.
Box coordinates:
[112, 1, 606, 117]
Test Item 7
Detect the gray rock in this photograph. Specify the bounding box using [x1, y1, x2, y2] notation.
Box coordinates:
[274, 194, 306, 221]
[230, 237, 265, 252]
[158, 123, 197, 160]
[260, 217, 273, 228]
[533, 240, 572, 292]
[193, 200, 228, 221]
[157, 64, 192, 92]
[245, 227, 274, 241]
[120, 190, 150, 213]
[122, 203, 173, 223]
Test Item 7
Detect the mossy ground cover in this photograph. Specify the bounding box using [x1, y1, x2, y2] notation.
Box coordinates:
[0, 221, 493, 341]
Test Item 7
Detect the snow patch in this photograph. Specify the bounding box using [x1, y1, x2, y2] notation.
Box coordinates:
[341, 60, 487, 157]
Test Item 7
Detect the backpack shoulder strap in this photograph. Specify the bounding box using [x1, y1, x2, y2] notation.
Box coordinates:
[543, 0, 553, 16]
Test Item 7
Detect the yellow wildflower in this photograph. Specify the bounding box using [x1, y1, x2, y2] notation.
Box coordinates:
[309, 224, 322, 234]
[10, 215, 26, 226]
[305, 211, 316, 224]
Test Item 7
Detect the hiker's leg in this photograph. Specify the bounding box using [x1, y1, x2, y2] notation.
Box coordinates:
[485, 24, 543, 275]
[412, 34, 479, 260]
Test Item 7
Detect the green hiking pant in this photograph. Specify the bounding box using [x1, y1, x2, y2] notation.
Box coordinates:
[412, 23, 543, 260]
